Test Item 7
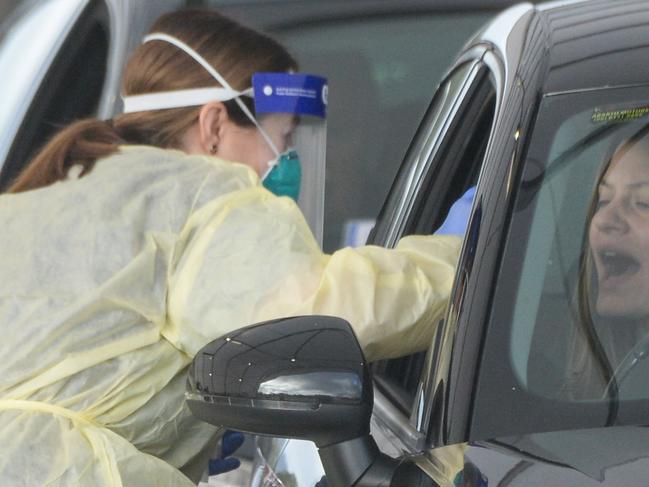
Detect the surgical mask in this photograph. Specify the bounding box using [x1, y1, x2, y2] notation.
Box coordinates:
[262, 149, 301, 201]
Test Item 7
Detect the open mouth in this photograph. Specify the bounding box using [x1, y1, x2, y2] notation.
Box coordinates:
[599, 249, 640, 281]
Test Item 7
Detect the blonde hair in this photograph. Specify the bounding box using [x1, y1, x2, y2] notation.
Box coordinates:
[8, 9, 297, 193]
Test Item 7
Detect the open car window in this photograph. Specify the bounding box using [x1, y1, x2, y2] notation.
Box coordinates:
[372, 59, 498, 415]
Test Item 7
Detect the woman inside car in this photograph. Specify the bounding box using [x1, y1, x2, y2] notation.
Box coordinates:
[566, 125, 649, 399]
[0, 8, 460, 486]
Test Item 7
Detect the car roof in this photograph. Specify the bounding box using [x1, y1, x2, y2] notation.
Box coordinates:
[541, 0, 649, 93]
[540, 0, 649, 94]
[479, 0, 649, 95]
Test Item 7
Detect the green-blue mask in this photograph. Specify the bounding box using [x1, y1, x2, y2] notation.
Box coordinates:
[262, 149, 302, 202]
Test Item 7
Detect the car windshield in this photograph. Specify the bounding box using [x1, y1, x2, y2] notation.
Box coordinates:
[478, 84, 649, 437]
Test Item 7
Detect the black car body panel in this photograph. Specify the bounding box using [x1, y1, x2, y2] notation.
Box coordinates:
[541, 0, 649, 94]
[465, 425, 649, 486]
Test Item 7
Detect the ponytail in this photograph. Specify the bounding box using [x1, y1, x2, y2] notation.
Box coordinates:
[7, 118, 124, 193]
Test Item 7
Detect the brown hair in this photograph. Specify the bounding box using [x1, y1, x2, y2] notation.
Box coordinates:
[8, 9, 297, 193]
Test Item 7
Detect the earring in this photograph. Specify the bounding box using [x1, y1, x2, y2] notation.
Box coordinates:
[210, 143, 218, 154]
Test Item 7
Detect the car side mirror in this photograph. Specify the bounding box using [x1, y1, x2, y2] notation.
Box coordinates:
[186, 315, 372, 445]
[186, 315, 433, 487]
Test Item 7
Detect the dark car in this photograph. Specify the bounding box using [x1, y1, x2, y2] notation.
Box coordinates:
[188, 0, 649, 485]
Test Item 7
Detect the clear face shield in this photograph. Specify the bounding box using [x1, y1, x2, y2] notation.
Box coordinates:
[252, 73, 327, 243]
[121, 33, 328, 245]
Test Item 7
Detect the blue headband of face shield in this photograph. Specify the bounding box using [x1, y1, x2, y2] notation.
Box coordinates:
[121, 33, 327, 203]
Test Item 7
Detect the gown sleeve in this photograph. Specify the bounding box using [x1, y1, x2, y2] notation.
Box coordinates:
[166, 186, 461, 362]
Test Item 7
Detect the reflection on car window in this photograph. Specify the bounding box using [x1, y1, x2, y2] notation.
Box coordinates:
[507, 92, 649, 402]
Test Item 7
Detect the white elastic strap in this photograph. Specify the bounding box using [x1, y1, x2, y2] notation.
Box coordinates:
[140, 33, 280, 157]
[122, 87, 253, 113]
[261, 164, 275, 181]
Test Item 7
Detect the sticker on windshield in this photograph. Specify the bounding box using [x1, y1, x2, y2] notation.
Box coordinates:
[591, 104, 649, 124]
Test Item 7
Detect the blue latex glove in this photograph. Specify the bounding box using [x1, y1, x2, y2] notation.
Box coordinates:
[435, 186, 476, 236]
[208, 430, 245, 476]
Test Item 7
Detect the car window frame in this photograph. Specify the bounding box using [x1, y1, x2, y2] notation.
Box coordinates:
[368, 46, 503, 455]
[371, 51, 486, 249]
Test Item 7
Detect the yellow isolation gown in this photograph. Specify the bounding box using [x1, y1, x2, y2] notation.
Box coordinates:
[0, 145, 460, 485]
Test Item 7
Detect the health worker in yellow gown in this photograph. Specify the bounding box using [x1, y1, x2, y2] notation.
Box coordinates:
[0, 9, 460, 486]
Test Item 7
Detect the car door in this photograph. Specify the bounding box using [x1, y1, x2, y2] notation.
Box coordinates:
[368, 46, 502, 458]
